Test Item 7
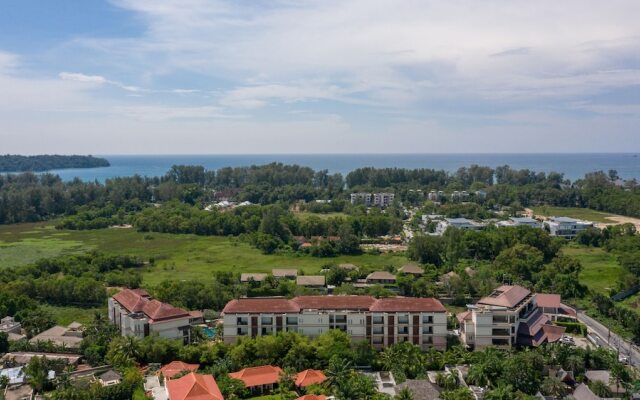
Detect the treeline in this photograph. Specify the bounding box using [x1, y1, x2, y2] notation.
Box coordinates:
[132, 202, 401, 254]
[0, 253, 144, 337]
[0, 154, 110, 172]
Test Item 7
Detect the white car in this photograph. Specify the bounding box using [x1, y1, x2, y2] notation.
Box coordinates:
[619, 355, 629, 365]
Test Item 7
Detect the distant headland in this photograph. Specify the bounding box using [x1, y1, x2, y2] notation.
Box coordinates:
[0, 154, 110, 172]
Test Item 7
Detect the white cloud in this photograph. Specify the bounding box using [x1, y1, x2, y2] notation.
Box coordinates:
[59, 72, 107, 84]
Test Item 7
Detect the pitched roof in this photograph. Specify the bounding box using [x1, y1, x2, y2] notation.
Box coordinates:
[296, 396, 326, 400]
[399, 264, 424, 274]
[296, 276, 326, 286]
[337, 263, 359, 270]
[160, 361, 200, 379]
[222, 296, 446, 313]
[456, 310, 472, 323]
[366, 271, 396, 281]
[112, 289, 191, 323]
[272, 269, 298, 277]
[394, 379, 441, 400]
[222, 298, 301, 314]
[99, 370, 122, 382]
[295, 369, 327, 387]
[293, 295, 377, 311]
[229, 365, 283, 388]
[166, 372, 224, 400]
[240, 273, 268, 282]
[571, 383, 600, 400]
[370, 297, 446, 313]
[536, 293, 561, 308]
[478, 285, 531, 308]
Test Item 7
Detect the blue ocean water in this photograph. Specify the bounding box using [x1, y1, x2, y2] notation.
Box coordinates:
[45, 153, 640, 182]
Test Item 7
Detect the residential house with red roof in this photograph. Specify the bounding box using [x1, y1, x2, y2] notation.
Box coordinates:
[456, 285, 567, 350]
[160, 361, 200, 379]
[228, 365, 283, 394]
[222, 295, 447, 350]
[165, 372, 224, 400]
[108, 289, 200, 343]
[295, 369, 326, 388]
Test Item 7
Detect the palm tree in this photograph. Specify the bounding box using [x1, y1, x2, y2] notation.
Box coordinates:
[395, 387, 415, 400]
[378, 347, 396, 371]
[324, 356, 352, 390]
[540, 376, 568, 398]
[589, 380, 613, 397]
[484, 385, 514, 400]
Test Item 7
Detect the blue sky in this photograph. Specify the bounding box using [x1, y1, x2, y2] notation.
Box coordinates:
[1, 0, 639, 154]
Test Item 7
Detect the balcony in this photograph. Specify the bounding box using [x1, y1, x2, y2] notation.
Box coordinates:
[237, 318, 248, 326]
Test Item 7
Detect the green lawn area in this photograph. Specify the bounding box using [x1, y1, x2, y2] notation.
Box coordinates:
[295, 211, 348, 220]
[41, 305, 105, 325]
[531, 206, 616, 223]
[563, 246, 621, 294]
[0, 221, 408, 286]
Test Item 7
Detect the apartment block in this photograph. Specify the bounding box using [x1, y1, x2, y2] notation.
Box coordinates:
[222, 295, 447, 350]
[457, 285, 568, 350]
[350, 192, 395, 207]
[108, 289, 201, 343]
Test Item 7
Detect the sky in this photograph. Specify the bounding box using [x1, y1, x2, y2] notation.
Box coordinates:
[1, 0, 639, 154]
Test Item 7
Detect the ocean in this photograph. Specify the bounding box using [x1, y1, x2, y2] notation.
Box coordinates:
[44, 153, 640, 182]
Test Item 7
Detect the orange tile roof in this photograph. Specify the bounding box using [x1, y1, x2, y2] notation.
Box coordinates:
[293, 295, 376, 311]
[113, 289, 191, 323]
[160, 361, 200, 379]
[166, 372, 223, 400]
[295, 369, 327, 387]
[223, 298, 301, 314]
[370, 297, 446, 313]
[297, 396, 326, 400]
[456, 310, 472, 323]
[229, 365, 283, 388]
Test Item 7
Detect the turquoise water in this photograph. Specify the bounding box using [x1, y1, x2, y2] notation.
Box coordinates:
[41, 153, 640, 182]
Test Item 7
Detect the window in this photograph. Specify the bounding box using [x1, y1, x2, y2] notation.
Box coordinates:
[398, 315, 409, 324]
[286, 316, 298, 325]
[422, 326, 433, 334]
[422, 315, 433, 324]
[373, 337, 383, 344]
[372, 316, 384, 324]
[261, 326, 273, 335]
[261, 316, 273, 325]
[373, 326, 384, 335]
[237, 317, 248, 326]
[398, 326, 409, 335]
[237, 327, 248, 336]
[492, 315, 508, 323]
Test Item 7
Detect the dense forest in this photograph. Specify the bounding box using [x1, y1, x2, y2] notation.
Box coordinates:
[0, 154, 110, 172]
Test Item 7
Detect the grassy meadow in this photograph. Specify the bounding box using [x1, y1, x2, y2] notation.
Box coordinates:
[531, 206, 617, 223]
[562, 246, 621, 294]
[0, 221, 408, 286]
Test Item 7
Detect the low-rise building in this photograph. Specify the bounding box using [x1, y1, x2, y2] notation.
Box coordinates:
[160, 361, 200, 380]
[166, 372, 224, 400]
[544, 217, 594, 239]
[229, 365, 283, 394]
[295, 369, 326, 388]
[350, 193, 395, 207]
[457, 285, 566, 350]
[222, 295, 448, 350]
[0, 316, 21, 335]
[108, 289, 199, 343]
[98, 370, 122, 387]
[366, 271, 397, 285]
[240, 273, 268, 283]
[398, 263, 424, 277]
[272, 269, 298, 280]
[29, 322, 83, 349]
[436, 218, 486, 235]
[296, 275, 326, 290]
[497, 217, 541, 228]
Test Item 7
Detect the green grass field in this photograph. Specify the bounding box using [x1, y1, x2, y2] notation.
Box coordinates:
[0, 221, 408, 286]
[295, 211, 348, 220]
[562, 246, 622, 294]
[531, 206, 616, 223]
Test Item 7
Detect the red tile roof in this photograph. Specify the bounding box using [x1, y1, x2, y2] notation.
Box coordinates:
[293, 295, 377, 311]
[456, 310, 472, 323]
[222, 298, 301, 314]
[536, 293, 561, 308]
[160, 361, 200, 379]
[229, 365, 283, 388]
[297, 396, 326, 400]
[113, 289, 191, 323]
[295, 369, 327, 387]
[370, 297, 446, 313]
[478, 285, 531, 308]
[166, 372, 223, 400]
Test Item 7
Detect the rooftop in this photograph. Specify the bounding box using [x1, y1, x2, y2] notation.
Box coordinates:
[272, 269, 298, 277]
[240, 273, 268, 282]
[113, 289, 191, 323]
[160, 361, 200, 379]
[166, 372, 224, 400]
[398, 263, 424, 274]
[477, 285, 531, 308]
[295, 369, 327, 387]
[366, 271, 396, 281]
[535, 293, 561, 308]
[229, 365, 283, 388]
[223, 295, 446, 314]
[296, 275, 326, 286]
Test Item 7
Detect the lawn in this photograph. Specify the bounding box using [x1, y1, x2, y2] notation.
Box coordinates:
[295, 211, 348, 220]
[0, 222, 408, 286]
[531, 206, 616, 223]
[562, 246, 621, 294]
[41, 305, 105, 325]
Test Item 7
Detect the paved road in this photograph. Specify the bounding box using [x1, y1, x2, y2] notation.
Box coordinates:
[577, 311, 640, 366]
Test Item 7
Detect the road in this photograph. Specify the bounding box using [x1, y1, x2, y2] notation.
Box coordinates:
[577, 311, 640, 366]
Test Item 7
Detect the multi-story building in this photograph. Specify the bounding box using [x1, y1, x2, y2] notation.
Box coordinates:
[108, 289, 200, 343]
[456, 285, 567, 350]
[350, 193, 395, 207]
[543, 217, 594, 239]
[497, 217, 542, 228]
[222, 295, 447, 350]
